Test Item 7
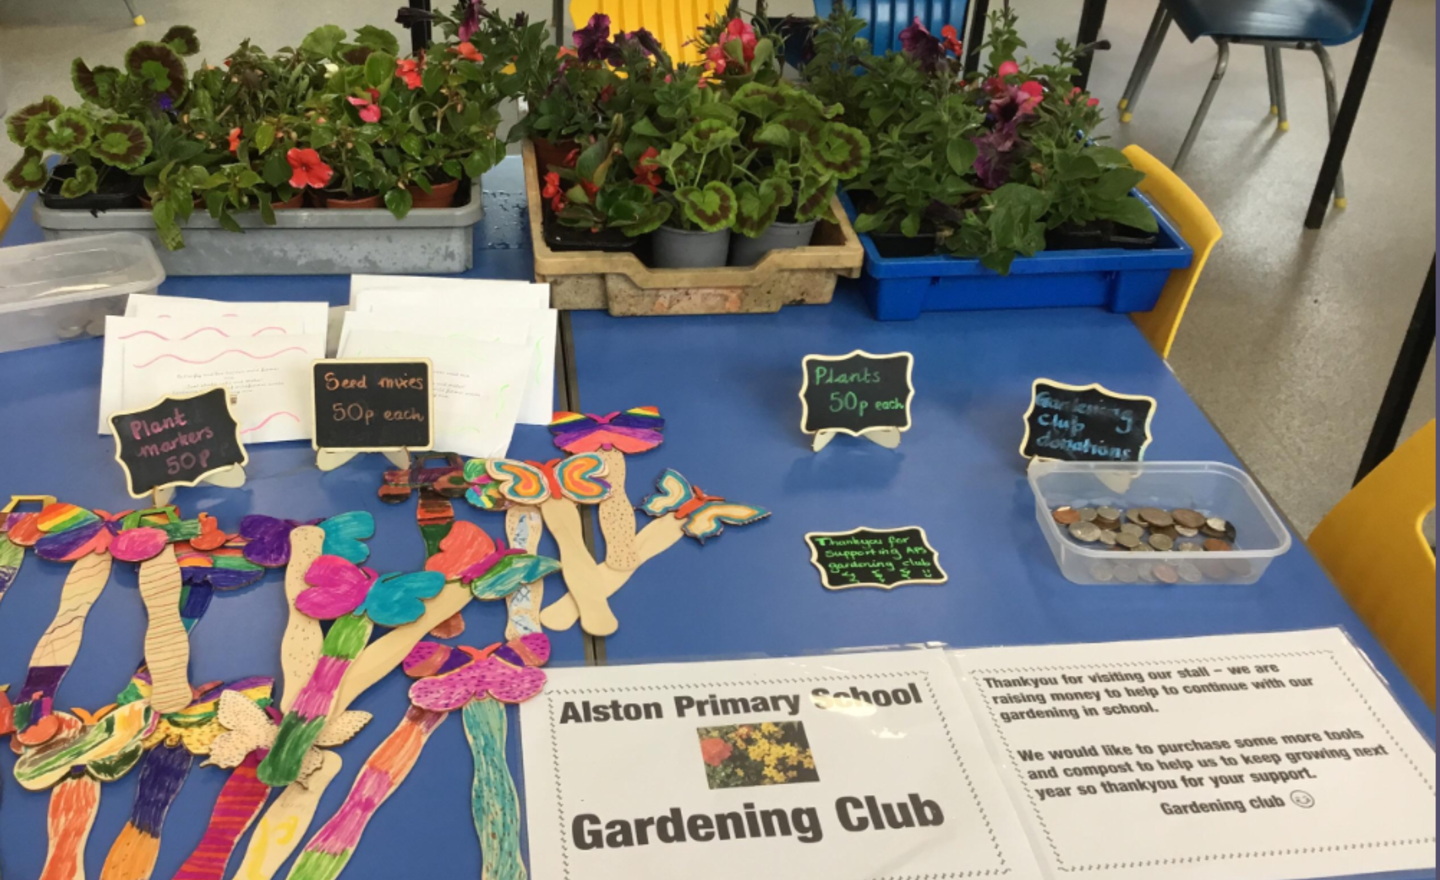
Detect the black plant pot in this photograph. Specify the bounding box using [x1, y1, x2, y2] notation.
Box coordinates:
[40, 163, 144, 211]
[870, 230, 940, 259]
[542, 212, 638, 253]
[1046, 219, 1159, 252]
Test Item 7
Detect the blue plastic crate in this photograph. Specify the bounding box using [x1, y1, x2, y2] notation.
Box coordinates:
[845, 190, 1194, 320]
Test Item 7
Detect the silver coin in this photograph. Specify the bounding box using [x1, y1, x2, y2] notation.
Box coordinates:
[1129, 543, 1150, 552]
[1141, 508, 1174, 528]
[1126, 509, 1147, 525]
[1148, 533, 1175, 551]
[1089, 561, 1115, 582]
[1114, 563, 1138, 583]
[1205, 517, 1229, 533]
[1176, 561, 1203, 583]
[1177, 541, 1204, 552]
[1068, 521, 1102, 542]
[1120, 523, 1145, 538]
[1115, 532, 1141, 548]
[1175, 525, 1199, 538]
[1078, 507, 1099, 522]
[1095, 505, 1121, 522]
[1098, 529, 1118, 546]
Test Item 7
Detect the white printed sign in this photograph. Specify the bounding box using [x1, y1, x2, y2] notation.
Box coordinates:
[521, 649, 1042, 880]
[950, 629, 1436, 880]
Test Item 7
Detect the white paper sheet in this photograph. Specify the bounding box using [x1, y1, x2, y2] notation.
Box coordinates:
[348, 274, 550, 311]
[125, 296, 329, 331]
[520, 648, 1043, 880]
[950, 629, 1437, 880]
[340, 329, 529, 458]
[99, 316, 311, 434]
[119, 334, 325, 443]
[337, 307, 555, 425]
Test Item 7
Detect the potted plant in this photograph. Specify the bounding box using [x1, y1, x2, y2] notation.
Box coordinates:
[542, 127, 670, 252]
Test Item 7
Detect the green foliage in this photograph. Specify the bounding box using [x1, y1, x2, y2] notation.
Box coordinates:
[676, 182, 738, 232]
[3, 149, 48, 192]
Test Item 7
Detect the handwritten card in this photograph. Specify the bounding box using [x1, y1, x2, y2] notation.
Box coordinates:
[805, 526, 947, 590]
[1020, 379, 1156, 462]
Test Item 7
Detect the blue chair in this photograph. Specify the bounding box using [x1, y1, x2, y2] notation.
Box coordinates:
[1117, 0, 1370, 207]
[814, 0, 970, 55]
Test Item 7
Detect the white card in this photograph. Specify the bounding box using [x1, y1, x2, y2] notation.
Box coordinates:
[341, 329, 530, 458]
[348, 274, 550, 311]
[99, 316, 311, 434]
[119, 334, 325, 443]
[125, 296, 329, 332]
[338, 307, 555, 425]
[521, 649, 1043, 880]
[950, 629, 1437, 880]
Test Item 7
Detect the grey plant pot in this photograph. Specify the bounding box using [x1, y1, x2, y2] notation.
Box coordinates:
[729, 218, 819, 266]
[651, 224, 731, 269]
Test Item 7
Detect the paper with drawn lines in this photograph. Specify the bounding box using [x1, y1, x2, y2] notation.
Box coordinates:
[340, 329, 529, 458]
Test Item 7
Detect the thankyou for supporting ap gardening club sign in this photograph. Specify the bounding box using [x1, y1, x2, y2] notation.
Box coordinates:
[1020, 378, 1156, 462]
[520, 649, 1039, 880]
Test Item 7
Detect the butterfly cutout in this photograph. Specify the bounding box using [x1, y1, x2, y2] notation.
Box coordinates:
[480, 454, 612, 509]
[424, 522, 559, 600]
[298, 555, 445, 627]
[378, 453, 467, 504]
[13, 700, 156, 791]
[550, 407, 666, 454]
[458, 458, 505, 511]
[407, 634, 551, 711]
[641, 469, 771, 542]
[239, 511, 375, 568]
[118, 672, 275, 755]
[204, 689, 370, 786]
[176, 541, 266, 591]
[20, 504, 123, 561]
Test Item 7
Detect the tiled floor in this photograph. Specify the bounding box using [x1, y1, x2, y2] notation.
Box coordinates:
[1, 0, 1433, 536]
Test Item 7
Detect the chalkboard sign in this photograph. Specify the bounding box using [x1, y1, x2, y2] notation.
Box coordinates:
[1020, 379, 1156, 462]
[805, 526, 947, 590]
[109, 387, 248, 499]
[311, 359, 434, 456]
[799, 350, 914, 451]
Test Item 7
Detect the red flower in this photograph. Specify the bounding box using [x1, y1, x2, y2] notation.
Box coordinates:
[997, 59, 1020, 77]
[1087, 96, 1100, 107]
[598, 84, 616, 104]
[580, 179, 599, 199]
[562, 148, 579, 168]
[449, 41, 484, 63]
[634, 147, 662, 193]
[286, 148, 333, 189]
[396, 58, 423, 90]
[542, 171, 566, 212]
[228, 127, 241, 153]
[724, 18, 757, 62]
[941, 24, 962, 55]
[700, 737, 733, 767]
[1018, 80, 1044, 112]
[703, 43, 727, 75]
[347, 88, 382, 123]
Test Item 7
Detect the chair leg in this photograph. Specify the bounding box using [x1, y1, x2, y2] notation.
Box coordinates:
[1264, 47, 1278, 115]
[120, 0, 144, 25]
[1313, 43, 1348, 208]
[1119, 4, 1166, 112]
[1120, 8, 1172, 122]
[1270, 46, 1289, 130]
[1174, 39, 1229, 170]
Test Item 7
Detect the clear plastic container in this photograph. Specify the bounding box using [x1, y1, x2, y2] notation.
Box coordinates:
[1027, 460, 1292, 585]
[0, 232, 165, 353]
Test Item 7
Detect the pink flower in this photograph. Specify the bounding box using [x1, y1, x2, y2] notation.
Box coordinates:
[286, 148, 334, 190]
[700, 737, 733, 767]
[1018, 80, 1044, 112]
[347, 88, 382, 123]
[997, 59, 1020, 77]
[449, 41, 484, 63]
[724, 18, 757, 62]
[1087, 96, 1099, 107]
[396, 58, 423, 90]
[703, 43, 727, 75]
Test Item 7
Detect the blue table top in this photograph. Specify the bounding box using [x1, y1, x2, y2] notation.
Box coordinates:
[567, 295, 1436, 744]
[0, 159, 573, 880]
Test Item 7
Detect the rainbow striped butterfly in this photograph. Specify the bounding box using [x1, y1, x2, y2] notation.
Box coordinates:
[477, 453, 612, 509]
[406, 634, 551, 709]
[550, 407, 665, 454]
[296, 556, 445, 627]
[641, 470, 770, 542]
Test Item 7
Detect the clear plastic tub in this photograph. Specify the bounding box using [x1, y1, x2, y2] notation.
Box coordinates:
[0, 232, 165, 353]
[1027, 460, 1292, 585]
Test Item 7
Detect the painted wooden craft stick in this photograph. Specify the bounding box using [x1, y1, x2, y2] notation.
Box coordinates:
[539, 499, 618, 635]
[257, 614, 374, 788]
[137, 545, 191, 714]
[279, 528, 326, 714]
[13, 550, 113, 733]
[232, 751, 342, 880]
[332, 583, 472, 713]
[464, 700, 525, 880]
[539, 516, 685, 632]
[172, 750, 271, 880]
[503, 506, 546, 639]
[39, 774, 101, 880]
[593, 447, 640, 571]
[0, 520, 26, 610]
[285, 705, 448, 880]
[98, 741, 193, 880]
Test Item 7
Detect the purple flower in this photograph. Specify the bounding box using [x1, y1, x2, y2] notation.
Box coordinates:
[512, 11, 528, 29]
[899, 17, 943, 72]
[458, 0, 486, 40]
[155, 93, 174, 112]
[972, 122, 1019, 189]
[395, 7, 436, 26]
[574, 13, 612, 63]
[628, 27, 661, 57]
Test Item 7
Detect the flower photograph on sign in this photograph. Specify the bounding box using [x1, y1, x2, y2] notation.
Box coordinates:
[697, 721, 820, 790]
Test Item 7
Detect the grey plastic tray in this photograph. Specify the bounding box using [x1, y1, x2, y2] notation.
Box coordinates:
[33, 182, 483, 276]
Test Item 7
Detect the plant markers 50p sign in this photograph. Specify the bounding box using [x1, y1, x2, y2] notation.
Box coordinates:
[520, 648, 1042, 880]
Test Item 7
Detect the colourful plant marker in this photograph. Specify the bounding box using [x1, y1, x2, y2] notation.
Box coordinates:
[502, 506, 545, 638]
[232, 751, 343, 880]
[40, 774, 101, 880]
[550, 407, 666, 572]
[0, 501, 48, 611]
[172, 750, 270, 880]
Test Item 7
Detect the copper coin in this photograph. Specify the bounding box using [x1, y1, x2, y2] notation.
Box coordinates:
[1078, 507, 1099, 522]
[1069, 522, 1102, 542]
[1053, 506, 1081, 525]
[1172, 508, 1206, 529]
[1202, 538, 1232, 552]
[1149, 533, 1175, 551]
[1153, 563, 1179, 584]
[1141, 508, 1174, 528]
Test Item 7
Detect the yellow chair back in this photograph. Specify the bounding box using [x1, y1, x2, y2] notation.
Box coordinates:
[1310, 420, 1436, 708]
[0, 196, 13, 242]
[1124, 145, 1222, 359]
[569, 0, 730, 65]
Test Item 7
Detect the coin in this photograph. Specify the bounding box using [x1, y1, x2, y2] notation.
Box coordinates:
[1096, 506, 1121, 522]
[1116, 532, 1140, 548]
[1172, 508, 1206, 529]
[1200, 560, 1230, 579]
[1052, 506, 1081, 525]
[1078, 507, 1098, 522]
[1120, 523, 1145, 538]
[1174, 525, 1199, 538]
[1089, 561, 1115, 582]
[1095, 515, 1120, 531]
[1225, 558, 1253, 576]
[1098, 529, 1118, 546]
[1149, 533, 1175, 551]
[1205, 516, 1228, 533]
[1128, 543, 1150, 552]
[1176, 561, 1203, 583]
[1138, 566, 1157, 583]
[1069, 521, 1102, 542]
[1153, 563, 1179, 584]
[1151, 524, 1180, 540]
[1127, 509, 1147, 525]
[1114, 563, 1138, 583]
[1203, 538, 1232, 552]
[1140, 507, 1174, 528]
[1177, 541, 1204, 552]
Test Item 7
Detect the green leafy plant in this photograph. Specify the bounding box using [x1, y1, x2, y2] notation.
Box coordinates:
[546, 127, 671, 237]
